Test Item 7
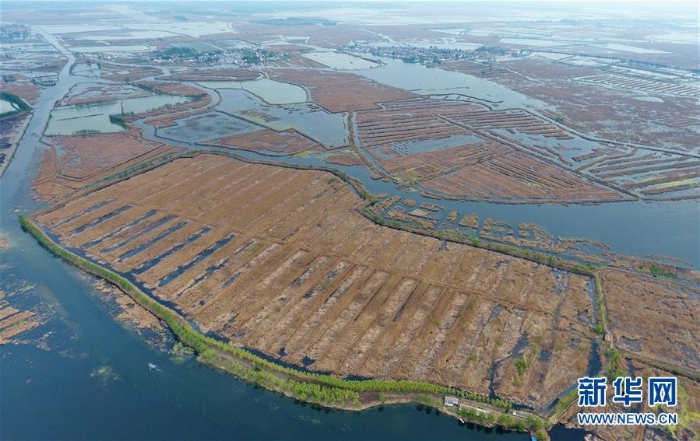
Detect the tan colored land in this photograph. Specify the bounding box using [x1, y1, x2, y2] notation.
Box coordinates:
[74, 59, 164, 83]
[0, 113, 30, 177]
[136, 81, 207, 97]
[33, 130, 183, 202]
[60, 83, 150, 106]
[602, 269, 700, 373]
[1, 74, 42, 104]
[0, 290, 40, 344]
[356, 98, 625, 203]
[35, 153, 598, 409]
[205, 128, 321, 155]
[444, 58, 699, 153]
[267, 69, 414, 113]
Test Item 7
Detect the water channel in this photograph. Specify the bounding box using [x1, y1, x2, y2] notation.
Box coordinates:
[0, 28, 543, 441]
[1, 26, 680, 440]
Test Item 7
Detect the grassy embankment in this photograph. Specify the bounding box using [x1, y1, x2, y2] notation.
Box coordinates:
[19, 213, 549, 438]
[0, 92, 31, 121]
[25, 148, 605, 436]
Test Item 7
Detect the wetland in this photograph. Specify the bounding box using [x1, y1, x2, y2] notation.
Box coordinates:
[2, 2, 698, 440]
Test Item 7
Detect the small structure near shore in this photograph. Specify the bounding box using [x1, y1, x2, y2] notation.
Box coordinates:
[444, 395, 459, 407]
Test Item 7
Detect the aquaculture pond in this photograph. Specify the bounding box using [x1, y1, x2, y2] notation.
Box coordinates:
[215, 89, 349, 148]
[0, 98, 21, 115]
[198, 78, 308, 104]
[166, 59, 699, 268]
[356, 57, 549, 109]
[45, 94, 194, 135]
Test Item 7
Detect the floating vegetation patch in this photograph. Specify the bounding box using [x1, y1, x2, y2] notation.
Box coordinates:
[90, 364, 120, 385]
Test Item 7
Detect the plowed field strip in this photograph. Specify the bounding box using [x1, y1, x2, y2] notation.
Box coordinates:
[195, 246, 307, 330]
[358, 283, 438, 376]
[283, 265, 370, 364]
[256, 260, 353, 353]
[0, 320, 39, 341]
[389, 235, 438, 271]
[265, 188, 360, 243]
[437, 299, 496, 382]
[163, 163, 274, 217]
[238, 176, 328, 233]
[137, 157, 223, 206]
[0, 310, 35, 331]
[110, 218, 184, 262]
[0, 306, 19, 321]
[447, 248, 486, 288]
[50, 201, 127, 236]
[314, 272, 403, 373]
[234, 254, 332, 337]
[389, 287, 456, 378]
[444, 262, 530, 382]
[420, 245, 463, 284]
[301, 211, 358, 252]
[131, 226, 212, 276]
[163, 235, 254, 298]
[115, 222, 203, 271]
[190, 167, 263, 221]
[304, 270, 389, 364]
[221, 173, 328, 234]
[217, 173, 308, 230]
[147, 231, 236, 290]
[175, 239, 273, 314]
[408, 252, 491, 378]
[239, 255, 339, 345]
[80, 208, 157, 250]
[38, 198, 114, 228]
[138, 158, 227, 206]
[68, 205, 133, 237]
[341, 278, 419, 375]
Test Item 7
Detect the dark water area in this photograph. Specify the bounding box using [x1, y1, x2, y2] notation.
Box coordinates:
[1, 338, 531, 441]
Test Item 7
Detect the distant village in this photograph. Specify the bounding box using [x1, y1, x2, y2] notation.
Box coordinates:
[341, 42, 520, 65]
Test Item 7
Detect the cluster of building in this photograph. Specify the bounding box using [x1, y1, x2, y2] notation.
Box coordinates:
[150, 47, 281, 66]
[342, 42, 514, 65]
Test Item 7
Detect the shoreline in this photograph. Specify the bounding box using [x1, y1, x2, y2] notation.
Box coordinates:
[0, 110, 32, 180]
[18, 211, 551, 440]
[26, 151, 697, 441]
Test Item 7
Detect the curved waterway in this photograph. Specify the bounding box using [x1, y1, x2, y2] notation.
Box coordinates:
[136, 112, 700, 269]
[0, 28, 585, 440]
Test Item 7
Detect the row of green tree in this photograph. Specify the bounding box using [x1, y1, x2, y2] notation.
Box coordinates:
[20, 215, 517, 412]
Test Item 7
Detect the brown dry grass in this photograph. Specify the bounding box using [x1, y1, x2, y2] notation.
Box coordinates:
[32, 131, 183, 202]
[0, 290, 40, 344]
[356, 99, 624, 202]
[205, 128, 320, 154]
[267, 69, 414, 113]
[1, 75, 41, 104]
[602, 268, 700, 373]
[36, 154, 599, 409]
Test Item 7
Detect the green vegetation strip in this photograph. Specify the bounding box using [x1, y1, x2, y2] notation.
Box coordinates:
[19, 214, 514, 412]
[0, 91, 31, 119]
